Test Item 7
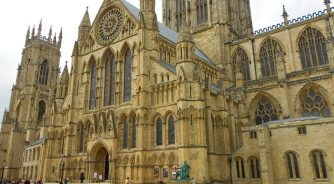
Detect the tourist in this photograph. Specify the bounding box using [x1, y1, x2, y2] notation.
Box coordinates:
[23, 178, 30, 184]
[93, 171, 98, 183]
[125, 177, 130, 184]
[80, 171, 85, 183]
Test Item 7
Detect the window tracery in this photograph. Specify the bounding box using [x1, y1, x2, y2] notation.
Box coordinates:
[39, 60, 49, 85]
[255, 96, 278, 125]
[37, 101, 46, 121]
[299, 27, 328, 69]
[260, 38, 282, 78]
[236, 158, 245, 179]
[300, 87, 330, 117]
[103, 51, 116, 106]
[250, 157, 260, 179]
[233, 47, 251, 81]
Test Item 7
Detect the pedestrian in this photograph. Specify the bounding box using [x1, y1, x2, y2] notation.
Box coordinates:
[125, 177, 130, 184]
[23, 177, 30, 184]
[191, 177, 195, 184]
[64, 177, 68, 184]
[80, 171, 85, 183]
[93, 171, 98, 183]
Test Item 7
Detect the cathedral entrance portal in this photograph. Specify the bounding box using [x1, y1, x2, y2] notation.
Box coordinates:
[95, 147, 109, 180]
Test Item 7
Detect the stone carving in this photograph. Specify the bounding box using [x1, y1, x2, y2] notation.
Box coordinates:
[96, 7, 124, 45]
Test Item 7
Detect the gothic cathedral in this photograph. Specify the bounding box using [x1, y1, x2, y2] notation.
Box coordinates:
[1, 0, 334, 184]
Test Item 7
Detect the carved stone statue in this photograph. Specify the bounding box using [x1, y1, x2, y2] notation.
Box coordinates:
[180, 161, 190, 180]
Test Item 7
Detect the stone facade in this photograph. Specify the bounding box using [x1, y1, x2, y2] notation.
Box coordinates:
[0, 0, 334, 184]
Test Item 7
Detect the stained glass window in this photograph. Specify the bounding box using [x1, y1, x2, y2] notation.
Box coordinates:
[312, 151, 327, 179]
[300, 87, 330, 117]
[286, 152, 300, 179]
[132, 116, 136, 148]
[38, 101, 46, 121]
[39, 60, 49, 85]
[168, 116, 175, 145]
[299, 27, 328, 69]
[156, 118, 163, 146]
[124, 49, 132, 102]
[89, 62, 97, 110]
[260, 38, 282, 78]
[103, 51, 116, 106]
[255, 96, 278, 125]
[123, 117, 128, 149]
[233, 47, 251, 81]
[79, 126, 85, 153]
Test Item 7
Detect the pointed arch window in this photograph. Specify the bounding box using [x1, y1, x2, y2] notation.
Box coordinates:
[131, 116, 136, 148]
[89, 62, 97, 110]
[286, 152, 300, 179]
[233, 48, 251, 81]
[39, 60, 49, 85]
[299, 27, 328, 69]
[260, 38, 282, 78]
[235, 157, 246, 179]
[168, 116, 175, 145]
[176, 0, 186, 32]
[196, 0, 208, 24]
[123, 117, 128, 149]
[311, 150, 327, 179]
[37, 100, 46, 121]
[103, 52, 116, 106]
[124, 49, 132, 102]
[156, 118, 163, 146]
[79, 126, 85, 153]
[300, 87, 330, 117]
[255, 96, 278, 125]
[250, 157, 261, 179]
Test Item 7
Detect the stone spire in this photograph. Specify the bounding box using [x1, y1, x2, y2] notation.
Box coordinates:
[324, 0, 332, 13]
[282, 5, 289, 26]
[37, 19, 42, 37]
[78, 7, 92, 41]
[31, 25, 35, 37]
[25, 26, 30, 44]
[58, 28, 63, 48]
[140, 0, 156, 12]
[53, 33, 57, 44]
[80, 7, 91, 27]
[59, 61, 69, 85]
[48, 26, 52, 42]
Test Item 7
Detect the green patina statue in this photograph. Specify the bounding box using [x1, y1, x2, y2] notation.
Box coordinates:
[180, 161, 190, 180]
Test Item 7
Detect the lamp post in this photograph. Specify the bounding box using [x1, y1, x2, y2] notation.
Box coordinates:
[228, 155, 233, 184]
[1, 160, 5, 182]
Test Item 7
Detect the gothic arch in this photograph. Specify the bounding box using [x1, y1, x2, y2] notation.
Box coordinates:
[295, 83, 332, 117]
[296, 25, 329, 69]
[249, 92, 282, 125]
[257, 37, 285, 78]
[86, 55, 98, 72]
[101, 48, 116, 65]
[88, 141, 111, 160]
[119, 42, 132, 59]
[163, 111, 177, 121]
[296, 25, 328, 48]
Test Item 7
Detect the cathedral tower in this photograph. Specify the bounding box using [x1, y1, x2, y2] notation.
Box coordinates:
[0, 21, 61, 178]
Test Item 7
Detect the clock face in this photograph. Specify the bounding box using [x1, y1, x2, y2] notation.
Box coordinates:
[96, 7, 124, 45]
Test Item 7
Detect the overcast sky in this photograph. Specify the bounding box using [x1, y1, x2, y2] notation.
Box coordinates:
[0, 0, 326, 121]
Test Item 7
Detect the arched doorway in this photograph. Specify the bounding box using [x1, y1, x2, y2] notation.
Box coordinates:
[95, 147, 109, 180]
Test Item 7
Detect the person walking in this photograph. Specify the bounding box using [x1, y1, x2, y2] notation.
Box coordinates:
[93, 171, 98, 183]
[80, 171, 85, 183]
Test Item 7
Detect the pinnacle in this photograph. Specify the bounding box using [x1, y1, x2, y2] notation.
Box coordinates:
[80, 7, 91, 27]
